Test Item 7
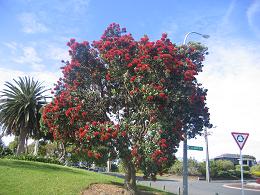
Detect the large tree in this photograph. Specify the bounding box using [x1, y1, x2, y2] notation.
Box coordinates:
[42, 24, 211, 194]
[0, 76, 48, 155]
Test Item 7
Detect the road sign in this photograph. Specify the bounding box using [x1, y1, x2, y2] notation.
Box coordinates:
[231, 132, 249, 195]
[188, 145, 203, 151]
[231, 132, 249, 150]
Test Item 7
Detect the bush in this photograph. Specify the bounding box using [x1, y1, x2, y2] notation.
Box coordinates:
[198, 161, 206, 176]
[5, 155, 61, 165]
[217, 170, 233, 178]
[216, 160, 234, 171]
[168, 158, 201, 176]
[235, 165, 250, 171]
[232, 170, 250, 178]
[251, 171, 260, 177]
[118, 160, 126, 173]
[188, 158, 200, 176]
[250, 165, 260, 172]
[168, 160, 182, 175]
[0, 147, 13, 157]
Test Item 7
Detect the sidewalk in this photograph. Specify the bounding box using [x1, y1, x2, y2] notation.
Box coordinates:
[224, 182, 260, 191]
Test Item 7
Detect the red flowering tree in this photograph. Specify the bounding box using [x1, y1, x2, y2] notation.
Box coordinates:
[42, 23, 211, 194]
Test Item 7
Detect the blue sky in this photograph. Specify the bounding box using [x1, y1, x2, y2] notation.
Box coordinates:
[0, 0, 260, 161]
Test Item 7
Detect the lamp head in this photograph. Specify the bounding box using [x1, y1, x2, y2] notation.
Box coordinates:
[202, 34, 210, 39]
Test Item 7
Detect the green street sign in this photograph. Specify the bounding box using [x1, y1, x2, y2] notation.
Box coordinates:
[188, 145, 203, 151]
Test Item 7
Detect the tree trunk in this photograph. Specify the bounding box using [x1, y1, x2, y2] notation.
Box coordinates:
[16, 129, 27, 155]
[33, 140, 39, 156]
[124, 160, 137, 195]
[58, 142, 66, 163]
[25, 137, 28, 154]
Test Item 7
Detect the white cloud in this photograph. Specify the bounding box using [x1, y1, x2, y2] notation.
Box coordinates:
[57, 0, 90, 14]
[19, 12, 48, 34]
[247, 0, 260, 38]
[176, 39, 260, 161]
[0, 67, 61, 92]
[46, 46, 70, 62]
[13, 46, 45, 71]
[3, 42, 18, 51]
[162, 21, 179, 37]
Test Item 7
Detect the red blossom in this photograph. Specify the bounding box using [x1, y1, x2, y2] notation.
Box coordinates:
[87, 150, 93, 157]
[130, 76, 137, 82]
[147, 96, 154, 101]
[121, 131, 127, 137]
[95, 153, 102, 159]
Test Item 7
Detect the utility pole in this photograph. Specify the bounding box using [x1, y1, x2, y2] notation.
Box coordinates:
[183, 133, 188, 195]
[204, 128, 211, 182]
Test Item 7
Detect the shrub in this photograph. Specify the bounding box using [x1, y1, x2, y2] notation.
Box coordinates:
[216, 160, 234, 171]
[235, 165, 250, 171]
[4, 155, 61, 165]
[169, 159, 201, 176]
[0, 147, 13, 157]
[251, 171, 260, 177]
[232, 170, 250, 178]
[198, 161, 206, 176]
[118, 160, 126, 173]
[188, 158, 200, 176]
[168, 160, 182, 175]
[217, 170, 233, 178]
[250, 165, 260, 172]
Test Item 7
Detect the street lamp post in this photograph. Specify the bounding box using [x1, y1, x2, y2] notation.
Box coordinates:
[182, 31, 209, 195]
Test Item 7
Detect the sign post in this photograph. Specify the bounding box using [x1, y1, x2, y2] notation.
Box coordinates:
[231, 132, 249, 195]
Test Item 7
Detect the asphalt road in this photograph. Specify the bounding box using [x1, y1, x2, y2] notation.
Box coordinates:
[139, 179, 260, 195]
[105, 172, 260, 195]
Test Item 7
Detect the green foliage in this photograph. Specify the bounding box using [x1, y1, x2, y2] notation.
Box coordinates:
[251, 171, 260, 177]
[235, 164, 250, 171]
[8, 138, 18, 153]
[0, 77, 49, 155]
[5, 155, 61, 165]
[198, 161, 206, 176]
[217, 170, 233, 178]
[118, 160, 127, 173]
[0, 139, 13, 157]
[0, 147, 13, 157]
[169, 158, 200, 176]
[250, 164, 260, 172]
[188, 158, 200, 175]
[216, 160, 234, 171]
[168, 160, 182, 175]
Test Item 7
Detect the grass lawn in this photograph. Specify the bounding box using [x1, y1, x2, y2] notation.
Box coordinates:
[0, 159, 173, 195]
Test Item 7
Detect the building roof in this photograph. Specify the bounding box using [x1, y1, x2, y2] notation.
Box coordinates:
[214, 153, 256, 160]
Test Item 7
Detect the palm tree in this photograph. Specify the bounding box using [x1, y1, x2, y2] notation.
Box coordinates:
[0, 76, 48, 155]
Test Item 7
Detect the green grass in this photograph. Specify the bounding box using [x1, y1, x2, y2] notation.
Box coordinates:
[0, 159, 173, 195]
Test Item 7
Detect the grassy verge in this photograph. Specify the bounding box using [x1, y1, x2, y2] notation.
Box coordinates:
[0, 159, 173, 195]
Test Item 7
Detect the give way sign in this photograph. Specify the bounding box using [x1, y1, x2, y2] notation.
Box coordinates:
[231, 132, 249, 150]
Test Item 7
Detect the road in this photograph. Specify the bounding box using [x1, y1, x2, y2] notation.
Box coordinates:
[105, 172, 260, 195]
[139, 179, 260, 195]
